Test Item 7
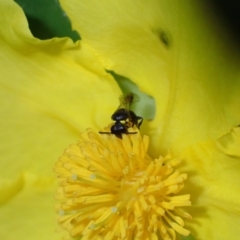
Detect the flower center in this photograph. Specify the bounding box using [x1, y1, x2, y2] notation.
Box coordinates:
[54, 129, 191, 240]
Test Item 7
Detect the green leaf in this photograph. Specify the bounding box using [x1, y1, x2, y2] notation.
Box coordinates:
[106, 70, 156, 120]
[14, 0, 80, 41]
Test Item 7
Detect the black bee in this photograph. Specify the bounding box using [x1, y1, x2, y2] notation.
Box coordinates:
[99, 92, 143, 138]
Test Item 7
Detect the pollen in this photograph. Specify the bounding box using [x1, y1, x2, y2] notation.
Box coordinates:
[54, 129, 192, 240]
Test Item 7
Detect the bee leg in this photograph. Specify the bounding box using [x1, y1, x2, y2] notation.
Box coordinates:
[99, 131, 112, 134]
[136, 116, 143, 128]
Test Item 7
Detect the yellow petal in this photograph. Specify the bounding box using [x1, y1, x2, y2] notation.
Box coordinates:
[0, 172, 62, 240]
[0, 0, 120, 180]
[0, 1, 121, 239]
[0, 174, 24, 205]
[62, 0, 240, 156]
[181, 129, 240, 239]
[215, 127, 240, 157]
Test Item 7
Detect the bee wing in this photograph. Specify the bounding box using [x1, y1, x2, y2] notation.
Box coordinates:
[118, 92, 140, 110]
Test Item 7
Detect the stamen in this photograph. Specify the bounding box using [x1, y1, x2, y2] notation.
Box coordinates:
[54, 129, 192, 239]
[111, 206, 118, 213]
[71, 174, 77, 180]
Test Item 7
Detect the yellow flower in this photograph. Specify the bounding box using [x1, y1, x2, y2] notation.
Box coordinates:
[54, 129, 191, 239]
[60, 1, 240, 239]
[1, 1, 240, 240]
